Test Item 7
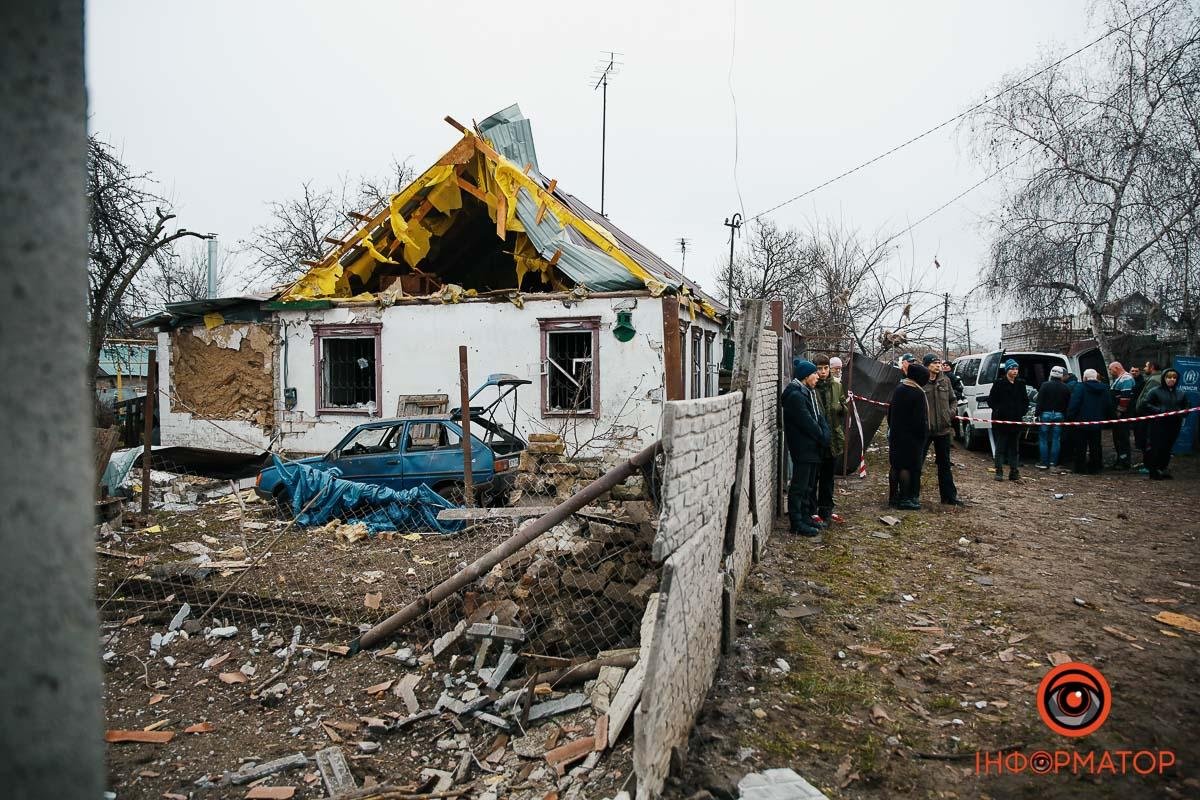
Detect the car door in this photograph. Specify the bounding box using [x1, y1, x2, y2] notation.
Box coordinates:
[398, 420, 492, 492]
[330, 424, 404, 489]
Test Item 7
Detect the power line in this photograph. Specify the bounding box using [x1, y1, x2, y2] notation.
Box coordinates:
[749, 0, 1175, 221]
[728, 0, 745, 220]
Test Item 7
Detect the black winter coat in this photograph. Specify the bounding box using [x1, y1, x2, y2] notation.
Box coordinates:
[782, 381, 830, 464]
[887, 380, 928, 471]
[988, 377, 1029, 421]
[1036, 379, 1072, 416]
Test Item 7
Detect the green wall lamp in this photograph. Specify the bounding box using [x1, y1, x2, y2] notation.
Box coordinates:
[613, 309, 636, 342]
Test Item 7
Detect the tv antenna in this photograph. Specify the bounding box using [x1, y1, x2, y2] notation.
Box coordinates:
[591, 51, 622, 216]
[677, 237, 692, 276]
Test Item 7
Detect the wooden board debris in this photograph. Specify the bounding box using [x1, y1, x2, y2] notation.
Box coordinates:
[1154, 611, 1200, 634]
[105, 730, 174, 744]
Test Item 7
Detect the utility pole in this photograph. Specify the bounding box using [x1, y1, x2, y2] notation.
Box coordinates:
[592, 52, 620, 217]
[965, 315, 972, 354]
[942, 291, 949, 359]
[723, 213, 743, 331]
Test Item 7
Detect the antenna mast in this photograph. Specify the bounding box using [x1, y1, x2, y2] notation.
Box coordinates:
[591, 51, 621, 217]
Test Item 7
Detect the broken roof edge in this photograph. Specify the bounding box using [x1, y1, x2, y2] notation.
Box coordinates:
[275, 106, 724, 321]
[131, 293, 278, 330]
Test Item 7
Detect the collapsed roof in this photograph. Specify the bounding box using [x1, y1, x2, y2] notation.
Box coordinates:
[278, 105, 723, 320]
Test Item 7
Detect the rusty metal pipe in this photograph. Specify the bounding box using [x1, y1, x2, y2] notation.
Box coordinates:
[350, 439, 662, 652]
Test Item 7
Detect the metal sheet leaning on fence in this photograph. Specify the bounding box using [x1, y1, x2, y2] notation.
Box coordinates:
[272, 456, 464, 534]
[841, 356, 902, 477]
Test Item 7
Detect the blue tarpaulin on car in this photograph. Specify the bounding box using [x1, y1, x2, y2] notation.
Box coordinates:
[272, 457, 463, 535]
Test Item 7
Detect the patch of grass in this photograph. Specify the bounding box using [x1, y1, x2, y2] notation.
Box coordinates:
[929, 694, 960, 712]
[866, 624, 918, 656]
[743, 728, 803, 760]
[784, 669, 877, 715]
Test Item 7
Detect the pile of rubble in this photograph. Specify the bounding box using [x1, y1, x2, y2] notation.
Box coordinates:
[511, 433, 649, 505]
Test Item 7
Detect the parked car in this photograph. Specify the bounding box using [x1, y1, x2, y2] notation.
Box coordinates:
[255, 416, 524, 509]
[952, 347, 1105, 450]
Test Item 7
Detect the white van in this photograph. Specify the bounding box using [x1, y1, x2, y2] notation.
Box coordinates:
[951, 348, 1106, 449]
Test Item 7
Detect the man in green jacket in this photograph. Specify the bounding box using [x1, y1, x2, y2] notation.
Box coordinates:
[923, 354, 963, 505]
[812, 354, 846, 525]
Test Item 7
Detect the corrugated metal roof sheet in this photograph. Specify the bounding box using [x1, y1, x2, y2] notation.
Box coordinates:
[555, 187, 726, 313]
[479, 105, 539, 173]
[512, 187, 642, 292]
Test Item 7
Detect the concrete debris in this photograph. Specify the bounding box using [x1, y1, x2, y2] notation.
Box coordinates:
[224, 753, 308, 786]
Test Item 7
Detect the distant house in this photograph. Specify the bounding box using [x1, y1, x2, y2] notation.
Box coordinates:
[95, 343, 153, 406]
[1001, 291, 1189, 365]
[137, 106, 728, 457]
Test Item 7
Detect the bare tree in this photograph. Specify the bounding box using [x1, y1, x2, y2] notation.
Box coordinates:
[722, 219, 810, 322]
[964, 0, 1200, 365]
[87, 134, 209, 389]
[242, 159, 414, 289]
[729, 217, 944, 360]
[135, 239, 239, 309]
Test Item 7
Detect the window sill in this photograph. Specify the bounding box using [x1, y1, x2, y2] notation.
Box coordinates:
[542, 410, 600, 419]
[317, 408, 378, 417]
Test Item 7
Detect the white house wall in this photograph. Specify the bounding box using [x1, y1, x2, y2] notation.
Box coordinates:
[275, 296, 674, 457]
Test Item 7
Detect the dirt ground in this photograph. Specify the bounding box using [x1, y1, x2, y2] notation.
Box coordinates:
[99, 486, 641, 799]
[670, 438, 1200, 800]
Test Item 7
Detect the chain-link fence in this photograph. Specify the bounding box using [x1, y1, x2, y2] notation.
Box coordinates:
[96, 389, 662, 798]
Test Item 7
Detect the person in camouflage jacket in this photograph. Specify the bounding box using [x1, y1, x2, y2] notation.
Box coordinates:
[812, 354, 846, 524]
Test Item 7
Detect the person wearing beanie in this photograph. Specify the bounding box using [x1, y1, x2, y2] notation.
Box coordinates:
[781, 358, 831, 537]
[922, 356, 962, 505]
[1141, 368, 1187, 479]
[1035, 365, 1071, 469]
[987, 358, 1028, 481]
[1067, 368, 1115, 474]
[811, 355, 846, 525]
[887, 362, 930, 510]
[829, 356, 843, 384]
[1107, 361, 1136, 469]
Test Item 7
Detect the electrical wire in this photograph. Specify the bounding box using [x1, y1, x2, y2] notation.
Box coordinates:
[728, 0, 746, 220]
[749, 0, 1176, 221]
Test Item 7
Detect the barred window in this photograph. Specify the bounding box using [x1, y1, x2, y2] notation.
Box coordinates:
[314, 324, 382, 414]
[539, 317, 599, 417]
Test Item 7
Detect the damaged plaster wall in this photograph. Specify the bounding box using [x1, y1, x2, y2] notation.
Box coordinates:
[157, 325, 277, 453]
[275, 296, 672, 456]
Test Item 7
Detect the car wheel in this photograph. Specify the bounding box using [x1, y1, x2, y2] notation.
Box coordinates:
[434, 482, 466, 506]
[965, 421, 983, 451]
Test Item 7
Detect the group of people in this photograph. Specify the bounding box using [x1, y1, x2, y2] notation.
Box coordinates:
[885, 354, 963, 510]
[781, 355, 847, 537]
[1028, 360, 1190, 479]
[783, 350, 1193, 537]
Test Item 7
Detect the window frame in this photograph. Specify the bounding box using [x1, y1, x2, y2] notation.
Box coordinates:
[679, 320, 690, 398]
[704, 331, 717, 397]
[313, 323, 383, 416]
[690, 326, 703, 399]
[539, 317, 601, 419]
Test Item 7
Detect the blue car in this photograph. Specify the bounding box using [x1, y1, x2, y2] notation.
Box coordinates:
[255, 415, 524, 509]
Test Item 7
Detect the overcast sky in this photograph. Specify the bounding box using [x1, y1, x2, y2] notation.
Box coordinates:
[87, 0, 1099, 348]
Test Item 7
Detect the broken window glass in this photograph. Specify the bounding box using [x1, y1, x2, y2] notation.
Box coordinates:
[321, 337, 376, 409]
[546, 330, 593, 412]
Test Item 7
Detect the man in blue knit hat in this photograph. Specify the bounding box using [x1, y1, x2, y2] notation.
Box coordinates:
[782, 358, 830, 538]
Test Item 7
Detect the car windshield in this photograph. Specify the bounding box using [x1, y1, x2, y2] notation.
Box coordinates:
[337, 425, 399, 455]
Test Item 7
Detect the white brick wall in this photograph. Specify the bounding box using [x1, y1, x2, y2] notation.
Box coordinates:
[632, 324, 784, 800]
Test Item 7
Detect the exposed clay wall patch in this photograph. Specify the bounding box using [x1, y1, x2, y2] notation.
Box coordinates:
[170, 323, 275, 429]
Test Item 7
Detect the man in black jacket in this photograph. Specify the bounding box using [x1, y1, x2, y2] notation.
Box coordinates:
[987, 358, 1029, 481]
[782, 359, 830, 538]
[1035, 365, 1072, 469]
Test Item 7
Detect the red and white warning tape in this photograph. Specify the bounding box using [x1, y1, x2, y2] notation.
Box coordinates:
[846, 392, 1199, 427]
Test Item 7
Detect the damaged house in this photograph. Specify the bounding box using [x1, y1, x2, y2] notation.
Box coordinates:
[139, 106, 727, 458]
